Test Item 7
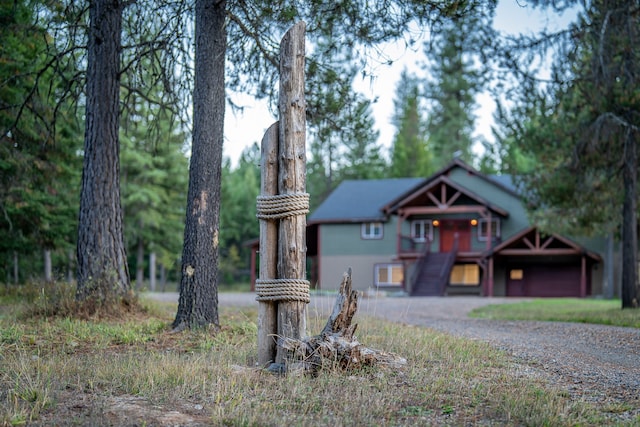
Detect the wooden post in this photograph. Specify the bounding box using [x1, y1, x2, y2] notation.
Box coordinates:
[256, 22, 309, 369]
[276, 21, 307, 364]
[257, 123, 280, 366]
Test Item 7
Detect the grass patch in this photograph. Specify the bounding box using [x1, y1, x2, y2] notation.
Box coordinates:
[470, 298, 640, 328]
[1, 288, 637, 426]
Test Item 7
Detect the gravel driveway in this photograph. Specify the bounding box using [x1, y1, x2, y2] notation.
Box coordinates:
[146, 292, 640, 411]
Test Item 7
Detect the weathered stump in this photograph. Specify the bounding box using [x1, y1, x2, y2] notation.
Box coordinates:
[279, 269, 407, 374]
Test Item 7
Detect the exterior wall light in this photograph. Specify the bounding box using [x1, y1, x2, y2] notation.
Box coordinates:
[470, 219, 478, 226]
[433, 220, 440, 227]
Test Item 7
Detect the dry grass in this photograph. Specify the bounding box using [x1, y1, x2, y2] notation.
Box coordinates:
[0, 285, 635, 426]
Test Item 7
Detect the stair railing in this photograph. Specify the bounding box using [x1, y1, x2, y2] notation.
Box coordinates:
[438, 233, 459, 296]
[410, 236, 432, 294]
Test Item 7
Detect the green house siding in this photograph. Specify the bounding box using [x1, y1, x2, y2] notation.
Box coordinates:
[318, 254, 400, 291]
[320, 220, 398, 256]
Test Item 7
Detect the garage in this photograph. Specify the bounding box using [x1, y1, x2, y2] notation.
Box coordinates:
[507, 264, 584, 297]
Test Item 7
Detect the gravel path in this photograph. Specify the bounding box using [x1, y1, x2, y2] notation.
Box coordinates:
[146, 292, 640, 410]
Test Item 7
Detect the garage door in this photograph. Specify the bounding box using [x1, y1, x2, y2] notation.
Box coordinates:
[507, 265, 582, 297]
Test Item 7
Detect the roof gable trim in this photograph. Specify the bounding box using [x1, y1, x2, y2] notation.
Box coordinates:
[385, 175, 509, 217]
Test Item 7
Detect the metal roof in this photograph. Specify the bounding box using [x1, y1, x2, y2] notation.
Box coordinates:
[308, 178, 424, 223]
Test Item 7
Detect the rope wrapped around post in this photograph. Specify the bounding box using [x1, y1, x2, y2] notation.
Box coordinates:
[256, 193, 310, 220]
[255, 278, 310, 303]
[256, 192, 310, 303]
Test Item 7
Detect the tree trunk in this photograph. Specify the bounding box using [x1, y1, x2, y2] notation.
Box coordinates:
[160, 264, 167, 292]
[172, 0, 226, 330]
[621, 131, 639, 308]
[44, 249, 52, 282]
[149, 252, 156, 292]
[76, 0, 130, 302]
[136, 236, 144, 290]
[67, 250, 74, 283]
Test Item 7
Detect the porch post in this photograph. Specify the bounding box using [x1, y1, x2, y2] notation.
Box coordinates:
[396, 209, 404, 255]
[580, 255, 587, 297]
[488, 256, 494, 297]
[486, 211, 492, 252]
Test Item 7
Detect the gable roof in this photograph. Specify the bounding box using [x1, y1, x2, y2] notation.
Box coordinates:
[308, 159, 520, 224]
[383, 174, 510, 217]
[381, 159, 517, 215]
[433, 158, 520, 197]
[491, 226, 602, 261]
[308, 178, 423, 224]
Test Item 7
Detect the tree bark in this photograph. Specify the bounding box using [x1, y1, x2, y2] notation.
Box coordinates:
[76, 0, 130, 301]
[172, 0, 226, 330]
[621, 131, 639, 308]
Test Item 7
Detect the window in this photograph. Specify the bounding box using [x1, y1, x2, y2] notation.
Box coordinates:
[375, 264, 404, 287]
[478, 218, 500, 241]
[362, 222, 383, 239]
[411, 220, 433, 242]
[510, 269, 523, 280]
[449, 264, 480, 286]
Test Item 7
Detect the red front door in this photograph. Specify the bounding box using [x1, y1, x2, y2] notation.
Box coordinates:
[440, 220, 471, 252]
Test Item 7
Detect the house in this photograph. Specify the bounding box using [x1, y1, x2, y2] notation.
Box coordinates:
[303, 159, 612, 297]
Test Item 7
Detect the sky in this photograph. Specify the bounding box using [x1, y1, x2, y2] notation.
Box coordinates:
[221, 1, 576, 167]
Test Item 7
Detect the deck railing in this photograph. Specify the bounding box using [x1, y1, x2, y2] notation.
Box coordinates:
[399, 235, 429, 255]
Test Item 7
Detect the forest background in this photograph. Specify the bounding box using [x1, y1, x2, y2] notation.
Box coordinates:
[1, 0, 638, 310]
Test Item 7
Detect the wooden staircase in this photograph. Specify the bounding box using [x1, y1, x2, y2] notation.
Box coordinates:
[410, 252, 453, 296]
[410, 236, 459, 296]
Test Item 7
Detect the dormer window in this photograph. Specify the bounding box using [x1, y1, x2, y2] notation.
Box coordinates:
[361, 222, 383, 239]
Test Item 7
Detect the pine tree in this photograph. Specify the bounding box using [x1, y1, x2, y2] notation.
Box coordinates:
[424, 1, 495, 168]
[120, 96, 188, 290]
[498, 0, 640, 308]
[390, 69, 431, 177]
[0, 0, 82, 283]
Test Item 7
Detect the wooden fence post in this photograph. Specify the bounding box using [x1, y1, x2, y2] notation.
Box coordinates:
[256, 21, 309, 369]
[257, 123, 279, 366]
[276, 21, 307, 364]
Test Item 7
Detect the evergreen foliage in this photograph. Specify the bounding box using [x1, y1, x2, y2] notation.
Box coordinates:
[494, 0, 640, 308]
[306, 42, 386, 208]
[0, 0, 82, 282]
[390, 69, 432, 177]
[423, 0, 495, 168]
[120, 100, 188, 290]
[219, 145, 261, 285]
